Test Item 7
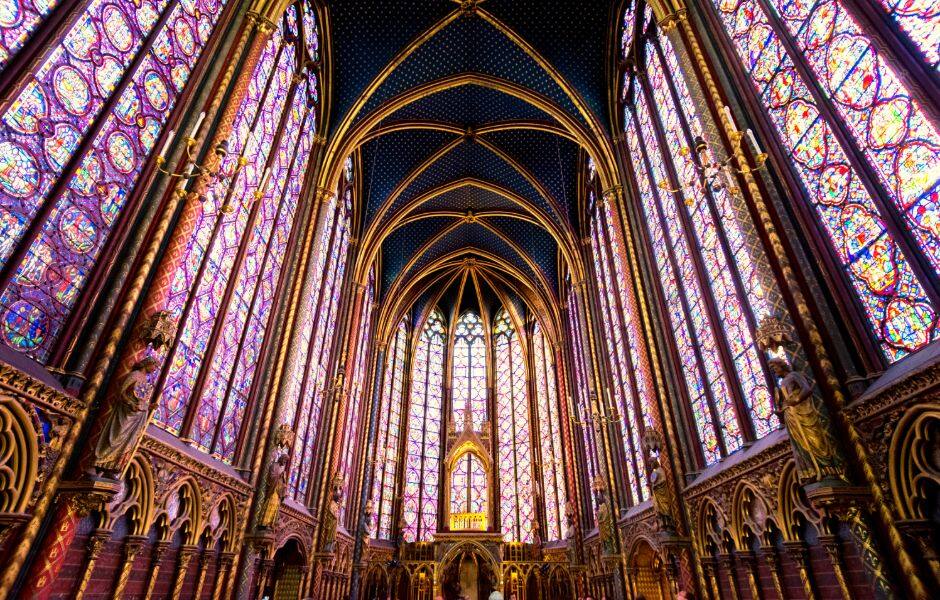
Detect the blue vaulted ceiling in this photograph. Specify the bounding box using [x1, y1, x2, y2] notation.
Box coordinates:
[325, 1, 615, 316]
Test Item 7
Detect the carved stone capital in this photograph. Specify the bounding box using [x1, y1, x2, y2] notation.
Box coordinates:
[123, 534, 148, 558]
[803, 480, 870, 520]
[136, 310, 178, 351]
[59, 479, 122, 517]
[316, 187, 336, 203]
[782, 541, 809, 566]
[86, 530, 111, 557]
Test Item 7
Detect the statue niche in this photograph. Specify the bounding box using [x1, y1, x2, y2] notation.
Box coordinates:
[87, 356, 160, 479]
[768, 357, 846, 483]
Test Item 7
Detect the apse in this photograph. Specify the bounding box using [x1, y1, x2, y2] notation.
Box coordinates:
[0, 1, 936, 599]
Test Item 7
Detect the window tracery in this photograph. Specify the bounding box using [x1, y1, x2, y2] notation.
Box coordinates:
[402, 308, 445, 542]
[0, 0, 232, 361]
[494, 307, 533, 542]
[707, 0, 940, 362]
[148, 3, 322, 469]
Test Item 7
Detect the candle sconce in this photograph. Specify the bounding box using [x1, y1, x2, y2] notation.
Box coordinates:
[569, 394, 622, 429]
[154, 112, 248, 201]
[658, 106, 767, 203]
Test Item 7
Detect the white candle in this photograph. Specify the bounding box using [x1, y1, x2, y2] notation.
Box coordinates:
[722, 105, 737, 131]
[259, 166, 271, 191]
[190, 111, 206, 138]
[159, 129, 176, 157]
[746, 128, 762, 154]
[722, 167, 737, 191]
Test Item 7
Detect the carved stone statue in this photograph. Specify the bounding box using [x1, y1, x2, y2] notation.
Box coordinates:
[361, 498, 375, 547]
[595, 489, 616, 555]
[257, 454, 289, 529]
[88, 356, 160, 479]
[322, 474, 344, 553]
[564, 499, 577, 539]
[643, 430, 676, 533]
[768, 357, 845, 483]
[564, 499, 578, 565]
[648, 453, 676, 533]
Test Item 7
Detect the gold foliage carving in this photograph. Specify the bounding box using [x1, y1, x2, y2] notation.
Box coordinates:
[0, 395, 39, 515]
[889, 407, 940, 521]
[106, 457, 155, 535]
[776, 461, 820, 541]
[730, 483, 775, 548]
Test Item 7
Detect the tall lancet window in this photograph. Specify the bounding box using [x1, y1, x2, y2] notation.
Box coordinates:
[707, 0, 940, 361]
[0, 0, 232, 361]
[494, 308, 534, 542]
[567, 285, 599, 514]
[284, 181, 352, 500]
[340, 271, 375, 526]
[588, 185, 652, 504]
[149, 2, 320, 466]
[403, 308, 445, 542]
[273, 156, 352, 500]
[621, 3, 780, 465]
[533, 322, 566, 541]
[370, 318, 407, 540]
[452, 311, 487, 430]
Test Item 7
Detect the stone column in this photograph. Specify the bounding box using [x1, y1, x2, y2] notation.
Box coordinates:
[736, 550, 762, 600]
[783, 541, 816, 600]
[113, 535, 148, 600]
[73, 530, 111, 600]
[718, 553, 741, 600]
[212, 552, 236, 600]
[143, 541, 170, 600]
[818, 535, 852, 600]
[759, 545, 785, 600]
[170, 545, 198, 600]
[191, 549, 214, 600]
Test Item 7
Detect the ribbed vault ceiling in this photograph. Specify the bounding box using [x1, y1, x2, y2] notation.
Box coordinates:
[326, 0, 617, 333]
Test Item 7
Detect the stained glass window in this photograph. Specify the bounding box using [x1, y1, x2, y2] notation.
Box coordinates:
[0, 0, 62, 69]
[370, 318, 407, 540]
[709, 0, 940, 361]
[876, 0, 940, 70]
[567, 287, 599, 515]
[620, 8, 781, 465]
[533, 322, 566, 542]
[284, 190, 351, 500]
[452, 310, 487, 430]
[0, 0, 231, 361]
[340, 272, 375, 526]
[587, 189, 647, 504]
[148, 4, 321, 470]
[402, 308, 445, 542]
[621, 0, 636, 59]
[450, 451, 487, 516]
[493, 308, 534, 542]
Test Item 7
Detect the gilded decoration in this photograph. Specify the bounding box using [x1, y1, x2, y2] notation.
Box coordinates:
[138, 434, 252, 496]
[0, 363, 80, 546]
